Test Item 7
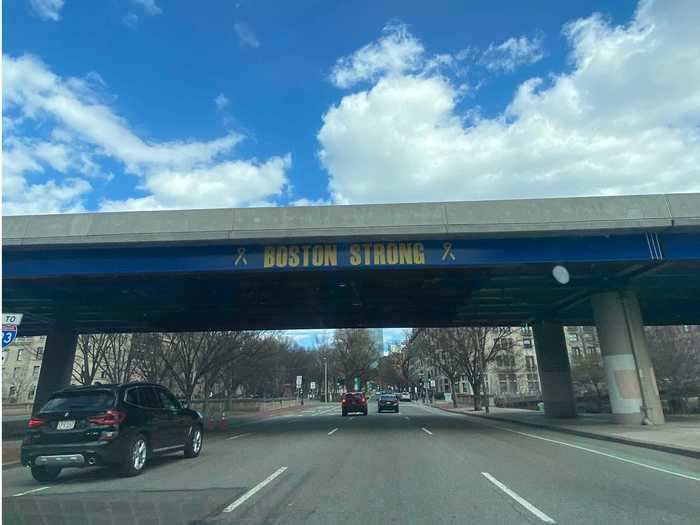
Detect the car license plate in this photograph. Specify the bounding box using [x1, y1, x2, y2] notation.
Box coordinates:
[57, 420, 75, 430]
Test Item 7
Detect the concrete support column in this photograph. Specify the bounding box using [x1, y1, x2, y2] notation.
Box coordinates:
[591, 291, 664, 425]
[532, 321, 577, 418]
[32, 329, 78, 416]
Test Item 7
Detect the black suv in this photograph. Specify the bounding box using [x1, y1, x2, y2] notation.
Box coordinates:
[21, 382, 203, 482]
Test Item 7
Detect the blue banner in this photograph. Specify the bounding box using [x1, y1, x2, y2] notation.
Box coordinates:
[2, 232, 685, 279]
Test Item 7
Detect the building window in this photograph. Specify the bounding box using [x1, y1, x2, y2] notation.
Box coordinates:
[32, 365, 41, 378]
[496, 354, 516, 368]
[498, 374, 508, 393]
[520, 326, 531, 336]
[571, 347, 581, 357]
[522, 338, 532, 348]
[527, 373, 539, 392]
[567, 326, 577, 332]
[28, 386, 35, 400]
[16, 349, 24, 361]
[35, 347, 44, 360]
[525, 356, 536, 371]
[13, 367, 22, 379]
[568, 334, 578, 342]
[508, 374, 517, 393]
[9, 386, 17, 397]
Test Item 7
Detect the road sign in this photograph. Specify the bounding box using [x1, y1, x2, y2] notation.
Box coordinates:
[310, 381, 316, 390]
[296, 375, 302, 388]
[2, 313, 23, 349]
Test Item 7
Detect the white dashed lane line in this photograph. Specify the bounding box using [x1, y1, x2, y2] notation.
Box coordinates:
[13, 487, 50, 497]
[328, 428, 338, 436]
[222, 467, 288, 513]
[227, 433, 253, 440]
[482, 472, 556, 523]
[421, 427, 433, 435]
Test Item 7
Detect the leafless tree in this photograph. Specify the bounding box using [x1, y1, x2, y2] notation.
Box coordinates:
[411, 328, 464, 407]
[450, 327, 514, 410]
[132, 333, 172, 385]
[645, 326, 700, 413]
[99, 333, 139, 384]
[333, 329, 380, 391]
[570, 350, 607, 410]
[72, 334, 111, 386]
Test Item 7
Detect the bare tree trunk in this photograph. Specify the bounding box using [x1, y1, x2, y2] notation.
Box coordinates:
[472, 379, 482, 411]
[449, 378, 458, 408]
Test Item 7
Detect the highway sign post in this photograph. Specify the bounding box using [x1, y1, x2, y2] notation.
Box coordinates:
[2, 313, 23, 349]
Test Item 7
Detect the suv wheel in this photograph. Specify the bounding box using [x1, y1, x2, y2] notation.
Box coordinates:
[119, 434, 148, 477]
[184, 426, 203, 458]
[30, 466, 61, 482]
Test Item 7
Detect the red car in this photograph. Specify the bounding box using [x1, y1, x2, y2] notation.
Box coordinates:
[341, 392, 367, 416]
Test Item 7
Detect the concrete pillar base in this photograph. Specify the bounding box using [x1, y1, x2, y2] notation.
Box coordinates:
[611, 412, 645, 425]
[533, 322, 577, 419]
[33, 329, 78, 415]
[592, 291, 665, 425]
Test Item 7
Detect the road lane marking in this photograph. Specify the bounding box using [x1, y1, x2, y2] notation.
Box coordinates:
[421, 427, 433, 435]
[482, 472, 556, 523]
[227, 433, 253, 440]
[13, 487, 50, 497]
[404, 417, 410, 420]
[328, 428, 338, 436]
[473, 419, 700, 482]
[223, 467, 288, 513]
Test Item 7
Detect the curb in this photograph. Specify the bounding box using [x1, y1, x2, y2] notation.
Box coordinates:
[3, 462, 22, 471]
[436, 406, 700, 459]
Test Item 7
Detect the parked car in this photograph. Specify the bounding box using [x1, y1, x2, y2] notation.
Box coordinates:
[341, 392, 368, 416]
[400, 392, 411, 402]
[377, 394, 400, 413]
[21, 382, 203, 482]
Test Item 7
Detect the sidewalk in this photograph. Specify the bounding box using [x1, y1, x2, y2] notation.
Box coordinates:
[2, 440, 22, 470]
[433, 402, 700, 459]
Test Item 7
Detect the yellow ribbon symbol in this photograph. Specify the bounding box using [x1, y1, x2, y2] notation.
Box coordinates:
[234, 247, 248, 266]
[442, 242, 455, 261]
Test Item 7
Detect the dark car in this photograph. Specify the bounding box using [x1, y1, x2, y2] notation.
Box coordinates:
[21, 382, 203, 482]
[377, 394, 400, 413]
[341, 392, 368, 416]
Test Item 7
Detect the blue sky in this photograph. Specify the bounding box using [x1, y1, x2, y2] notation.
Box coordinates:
[5, 1, 699, 345]
[6, 0, 699, 217]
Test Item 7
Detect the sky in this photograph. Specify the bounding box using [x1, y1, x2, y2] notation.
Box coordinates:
[3, 0, 700, 344]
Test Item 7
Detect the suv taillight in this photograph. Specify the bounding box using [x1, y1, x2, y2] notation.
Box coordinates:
[88, 409, 126, 425]
[28, 417, 47, 428]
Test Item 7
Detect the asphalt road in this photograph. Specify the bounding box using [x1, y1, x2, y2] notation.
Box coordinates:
[3, 402, 699, 524]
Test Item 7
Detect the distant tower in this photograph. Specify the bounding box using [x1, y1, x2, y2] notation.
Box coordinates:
[367, 328, 384, 354]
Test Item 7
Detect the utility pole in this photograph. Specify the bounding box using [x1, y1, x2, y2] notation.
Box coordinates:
[324, 355, 328, 403]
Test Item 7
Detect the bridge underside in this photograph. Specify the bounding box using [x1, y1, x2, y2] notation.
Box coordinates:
[6, 259, 700, 336]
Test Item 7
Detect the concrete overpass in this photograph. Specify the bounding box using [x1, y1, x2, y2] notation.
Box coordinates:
[3, 193, 700, 424]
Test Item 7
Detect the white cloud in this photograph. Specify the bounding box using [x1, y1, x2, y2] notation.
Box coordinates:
[215, 93, 229, 110]
[29, 0, 64, 21]
[290, 197, 332, 207]
[123, 12, 139, 28]
[234, 22, 260, 48]
[319, 1, 700, 205]
[3, 54, 292, 215]
[131, 0, 162, 16]
[480, 35, 544, 72]
[2, 177, 91, 215]
[102, 154, 291, 211]
[330, 24, 424, 88]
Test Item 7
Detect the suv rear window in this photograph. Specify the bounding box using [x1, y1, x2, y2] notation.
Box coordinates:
[380, 395, 397, 400]
[40, 391, 115, 413]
